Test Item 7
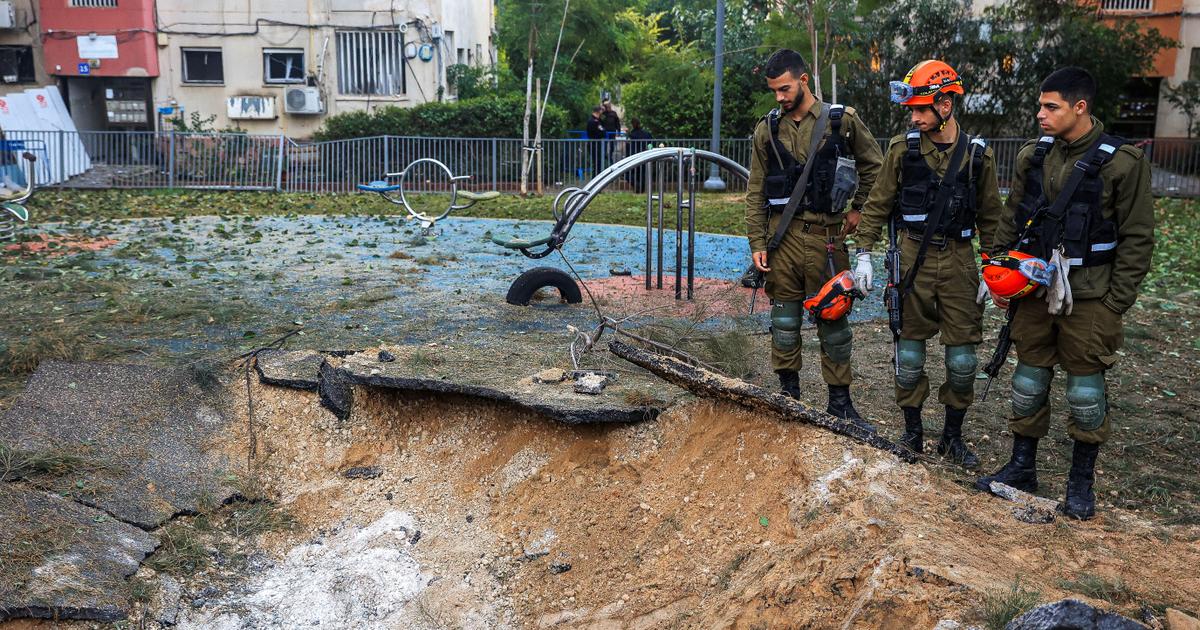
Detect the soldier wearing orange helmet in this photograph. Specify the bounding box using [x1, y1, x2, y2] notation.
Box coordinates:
[975, 67, 1155, 521]
[853, 60, 1005, 468]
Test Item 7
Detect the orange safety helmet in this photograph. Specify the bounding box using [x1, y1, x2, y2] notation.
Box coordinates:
[804, 271, 863, 321]
[982, 251, 1055, 300]
[890, 60, 965, 106]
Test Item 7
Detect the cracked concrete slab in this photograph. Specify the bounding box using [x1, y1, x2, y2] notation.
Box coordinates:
[255, 349, 325, 391]
[317, 348, 664, 425]
[0, 361, 237, 529]
[0, 484, 158, 622]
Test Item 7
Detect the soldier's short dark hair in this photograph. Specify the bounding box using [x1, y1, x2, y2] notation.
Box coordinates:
[1041, 67, 1096, 113]
[592, 106, 603, 114]
[764, 49, 809, 80]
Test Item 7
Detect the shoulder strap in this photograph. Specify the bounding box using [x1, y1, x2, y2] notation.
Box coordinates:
[1030, 135, 1054, 167]
[767, 104, 831, 252]
[905, 129, 921, 158]
[898, 131, 969, 296]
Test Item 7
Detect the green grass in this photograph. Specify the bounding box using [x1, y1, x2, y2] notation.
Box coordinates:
[1056, 573, 1139, 605]
[977, 578, 1043, 630]
[25, 189, 750, 236]
[0, 441, 113, 482]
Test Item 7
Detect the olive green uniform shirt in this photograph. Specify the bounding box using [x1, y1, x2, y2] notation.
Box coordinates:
[745, 102, 883, 252]
[994, 118, 1155, 314]
[856, 130, 1004, 254]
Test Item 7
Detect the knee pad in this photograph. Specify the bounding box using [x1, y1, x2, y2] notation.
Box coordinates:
[771, 301, 803, 351]
[1066, 372, 1107, 431]
[945, 344, 978, 394]
[895, 338, 926, 391]
[817, 316, 853, 364]
[1011, 362, 1053, 417]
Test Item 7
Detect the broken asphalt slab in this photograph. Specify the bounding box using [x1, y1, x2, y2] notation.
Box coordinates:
[0, 361, 237, 529]
[0, 484, 158, 623]
[256, 348, 665, 425]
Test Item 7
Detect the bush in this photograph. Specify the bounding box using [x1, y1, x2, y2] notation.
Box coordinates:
[314, 94, 568, 140]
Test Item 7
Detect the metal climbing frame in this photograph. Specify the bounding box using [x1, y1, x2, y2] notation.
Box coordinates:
[494, 147, 749, 300]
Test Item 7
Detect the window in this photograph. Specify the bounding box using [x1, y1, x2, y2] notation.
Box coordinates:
[336, 30, 405, 95]
[264, 49, 305, 84]
[1100, 0, 1151, 11]
[69, 0, 118, 6]
[1191, 48, 1200, 82]
[181, 48, 224, 84]
[0, 46, 36, 84]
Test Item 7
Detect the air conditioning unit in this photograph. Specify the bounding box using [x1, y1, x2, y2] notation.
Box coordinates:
[0, 1, 16, 30]
[284, 86, 324, 115]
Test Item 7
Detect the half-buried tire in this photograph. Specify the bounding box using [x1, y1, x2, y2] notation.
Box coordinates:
[506, 267, 583, 306]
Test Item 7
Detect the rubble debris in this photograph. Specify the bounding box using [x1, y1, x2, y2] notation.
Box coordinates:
[533, 368, 567, 384]
[573, 373, 609, 395]
[988, 482, 1060, 524]
[342, 466, 382, 480]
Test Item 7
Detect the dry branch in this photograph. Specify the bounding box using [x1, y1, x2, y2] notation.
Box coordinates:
[608, 339, 917, 463]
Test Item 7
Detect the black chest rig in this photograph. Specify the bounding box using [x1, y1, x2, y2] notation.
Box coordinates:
[896, 130, 986, 241]
[762, 104, 850, 215]
[1013, 134, 1121, 267]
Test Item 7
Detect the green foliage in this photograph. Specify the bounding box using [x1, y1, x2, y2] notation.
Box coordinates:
[1162, 80, 1200, 138]
[623, 44, 714, 138]
[315, 95, 568, 140]
[447, 63, 496, 101]
[1057, 574, 1140, 605]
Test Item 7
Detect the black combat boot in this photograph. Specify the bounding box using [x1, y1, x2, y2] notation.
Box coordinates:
[899, 406, 923, 454]
[827, 385, 876, 434]
[1060, 440, 1100, 521]
[937, 406, 980, 469]
[777, 370, 801, 399]
[974, 433, 1039, 493]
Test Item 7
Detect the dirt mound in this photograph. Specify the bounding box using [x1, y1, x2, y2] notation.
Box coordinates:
[205, 378, 1199, 629]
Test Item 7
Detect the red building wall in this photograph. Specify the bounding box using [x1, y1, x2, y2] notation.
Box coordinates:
[1093, 0, 1183, 78]
[38, 0, 158, 77]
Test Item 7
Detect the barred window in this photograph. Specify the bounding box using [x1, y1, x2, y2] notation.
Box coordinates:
[336, 30, 406, 96]
[1100, 0, 1152, 11]
[69, 0, 118, 7]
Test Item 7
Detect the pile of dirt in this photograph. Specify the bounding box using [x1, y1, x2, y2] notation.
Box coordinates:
[194, 376, 1199, 629]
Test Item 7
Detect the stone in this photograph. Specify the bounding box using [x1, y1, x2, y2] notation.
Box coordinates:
[609, 266, 631, 276]
[150, 576, 183, 626]
[989, 482, 1060, 525]
[533, 368, 567, 384]
[0, 361, 236, 528]
[574, 373, 608, 395]
[549, 562, 573, 574]
[1167, 609, 1200, 630]
[342, 466, 382, 480]
[254, 349, 325, 390]
[1006, 598, 1147, 630]
[0, 485, 158, 622]
[378, 350, 397, 363]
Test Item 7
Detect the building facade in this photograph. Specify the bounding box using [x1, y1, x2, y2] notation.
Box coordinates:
[0, 0, 494, 137]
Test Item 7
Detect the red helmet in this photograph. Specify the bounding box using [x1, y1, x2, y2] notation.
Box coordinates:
[804, 271, 862, 321]
[982, 251, 1054, 300]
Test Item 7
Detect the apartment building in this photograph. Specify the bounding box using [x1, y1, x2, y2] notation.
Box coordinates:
[0, 1, 49, 88]
[10, 0, 494, 136]
[971, 0, 1200, 138]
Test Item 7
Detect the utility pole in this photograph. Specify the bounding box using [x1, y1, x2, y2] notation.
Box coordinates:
[703, 0, 727, 191]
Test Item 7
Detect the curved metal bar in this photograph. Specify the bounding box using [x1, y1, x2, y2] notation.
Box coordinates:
[513, 147, 749, 259]
[396, 158, 460, 224]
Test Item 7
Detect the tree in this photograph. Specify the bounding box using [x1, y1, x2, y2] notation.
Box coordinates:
[1162, 80, 1200, 138]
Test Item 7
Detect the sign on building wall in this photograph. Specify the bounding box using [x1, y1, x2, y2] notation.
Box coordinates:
[76, 35, 119, 60]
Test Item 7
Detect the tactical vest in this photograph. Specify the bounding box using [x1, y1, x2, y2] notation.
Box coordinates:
[762, 104, 850, 215]
[895, 130, 986, 241]
[1013, 134, 1121, 267]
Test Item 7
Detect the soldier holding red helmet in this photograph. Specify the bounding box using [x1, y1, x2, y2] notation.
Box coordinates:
[975, 67, 1155, 521]
[854, 60, 1005, 468]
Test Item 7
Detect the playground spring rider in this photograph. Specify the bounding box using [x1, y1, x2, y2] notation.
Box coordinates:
[358, 158, 500, 235]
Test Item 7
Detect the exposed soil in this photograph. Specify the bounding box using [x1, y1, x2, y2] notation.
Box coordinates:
[190, 367, 1200, 629]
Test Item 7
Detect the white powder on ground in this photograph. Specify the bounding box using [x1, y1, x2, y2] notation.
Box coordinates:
[180, 510, 430, 630]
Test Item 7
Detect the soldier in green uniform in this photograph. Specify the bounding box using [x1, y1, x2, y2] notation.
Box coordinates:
[975, 67, 1155, 520]
[853, 60, 1004, 468]
[746, 49, 883, 427]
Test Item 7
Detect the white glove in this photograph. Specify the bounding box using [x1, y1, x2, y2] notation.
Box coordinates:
[854, 252, 873, 293]
[1046, 249, 1074, 316]
[976, 281, 990, 305]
